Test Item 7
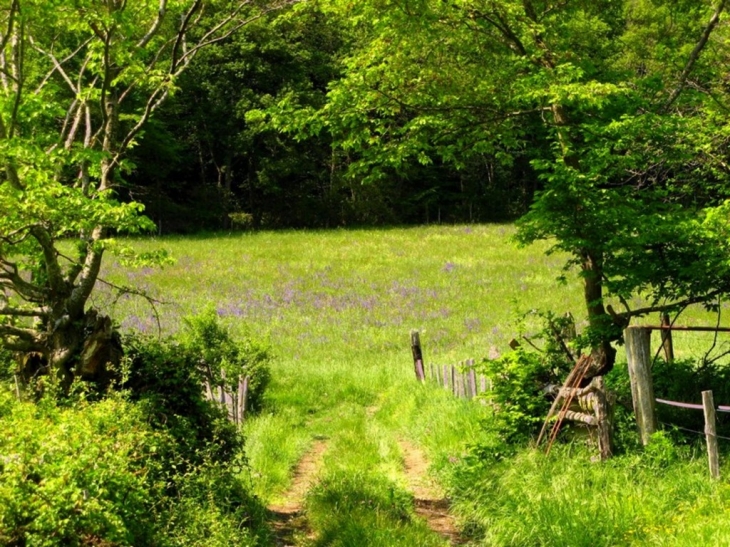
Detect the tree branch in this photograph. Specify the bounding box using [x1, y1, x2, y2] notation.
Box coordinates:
[137, 0, 167, 48]
[0, 305, 48, 318]
[664, 0, 727, 111]
[617, 289, 724, 321]
[0, 323, 43, 343]
[29, 226, 67, 296]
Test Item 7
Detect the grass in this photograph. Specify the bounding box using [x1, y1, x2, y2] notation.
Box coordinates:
[98, 224, 730, 546]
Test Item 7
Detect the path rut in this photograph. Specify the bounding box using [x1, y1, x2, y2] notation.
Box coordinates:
[267, 440, 327, 547]
[399, 440, 466, 545]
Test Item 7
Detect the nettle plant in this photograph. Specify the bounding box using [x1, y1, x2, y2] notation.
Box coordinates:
[0, 0, 295, 393]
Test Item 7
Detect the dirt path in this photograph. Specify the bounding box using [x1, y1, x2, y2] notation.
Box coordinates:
[398, 440, 466, 545]
[267, 440, 328, 547]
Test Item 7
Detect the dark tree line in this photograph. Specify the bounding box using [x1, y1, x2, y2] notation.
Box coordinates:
[125, 3, 543, 231]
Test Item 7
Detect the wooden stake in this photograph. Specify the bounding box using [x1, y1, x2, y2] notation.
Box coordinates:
[593, 376, 613, 460]
[451, 365, 457, 396]
[13, 374, 22, 401]
[442, 364, 449, 389]
[240, 376, 249, 423]
[410, 330, 426, 382]
[660, 313, 674, 363]
[468, 359, 477, 399]
[625, 327, 657, 445]
[702, 390, 720, 479]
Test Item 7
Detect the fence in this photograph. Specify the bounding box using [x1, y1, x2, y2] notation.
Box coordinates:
[412, 325, 730, 476]
[204, 374, 250, 426]
[625, 325, 730, 479]
[410, 330, 490, 400]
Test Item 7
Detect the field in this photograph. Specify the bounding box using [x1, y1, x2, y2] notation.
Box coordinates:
[99, 225, 730, 546]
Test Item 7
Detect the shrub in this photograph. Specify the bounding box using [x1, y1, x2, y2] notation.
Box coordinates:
[478, 347, 569, 443]
[0, 392, 165, 546]
[178, 307, 271, 412]
[0, 335, 267, 547]
[121, 334, 241, 467]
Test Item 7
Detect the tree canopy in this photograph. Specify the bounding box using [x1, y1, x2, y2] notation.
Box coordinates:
[0, 0, 295, 390]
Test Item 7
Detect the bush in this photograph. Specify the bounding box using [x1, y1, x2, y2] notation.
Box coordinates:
[478, 347, 569, 443]
[121, 334, 241, 467]
[0, 392, 166, 546]
[178, 307, 271, 412]
[0, 333, 268, 547]
[0, 308, 273, 546]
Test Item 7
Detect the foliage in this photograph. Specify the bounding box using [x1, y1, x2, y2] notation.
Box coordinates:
[476, 311, 576, 443]
[479, 349, 557, 443]
[179, 307, 271, 412]
[129, 1, 352, 231]
[0, 392, 165, 546]
[0, 0, 296, 389]
[121, 333, 242, 466]
[0, 329, 269, 546]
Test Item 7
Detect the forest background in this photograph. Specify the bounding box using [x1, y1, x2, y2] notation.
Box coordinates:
[125, 0, 730, 234]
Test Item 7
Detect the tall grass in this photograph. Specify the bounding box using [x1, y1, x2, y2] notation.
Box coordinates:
[99, 225, 730, 546]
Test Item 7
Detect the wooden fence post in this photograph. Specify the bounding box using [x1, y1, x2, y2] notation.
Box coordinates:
[625, 326, 657, 445]
[660, 312, 674, 363]
[593, 376, 613, 460]
[410, 330, 425, 382]
[451, 365, 457, 396]
[442, 365, 449, 389]
[237, 376, 249, 425]
[702, 390, 720, 480]
[468, 359, 477, 399]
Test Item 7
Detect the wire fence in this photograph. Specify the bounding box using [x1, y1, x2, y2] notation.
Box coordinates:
[655, 393, 722, 478]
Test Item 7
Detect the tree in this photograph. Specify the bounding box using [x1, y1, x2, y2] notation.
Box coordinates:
[0, 0, 296, 392]
[284, 0, 730, 456]
[129, 1, 348, 230]
[305, 0, 730, 343]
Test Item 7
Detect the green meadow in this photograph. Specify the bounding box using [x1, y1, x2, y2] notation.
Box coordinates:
[99, 225, 730, 546]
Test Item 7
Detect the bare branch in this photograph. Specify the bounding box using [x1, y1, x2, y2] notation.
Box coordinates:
[30, 37, 92, 95]
[664, 0, 727, 111]
[63, 100, 83, 150]
[175, 1, 299, 70]
[170, 0, 204, 73]
[137, 0, 167, 48]
[0, 0, 19, 58]
[97, 276, 165, 337]
[118, 35, 176, 105]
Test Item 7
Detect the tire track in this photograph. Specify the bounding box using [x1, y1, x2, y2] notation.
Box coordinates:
[267, 440, 327, 547]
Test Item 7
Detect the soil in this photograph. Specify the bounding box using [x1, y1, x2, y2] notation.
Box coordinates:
[267, 440, 328, 547]
[398, 440, 467, 545]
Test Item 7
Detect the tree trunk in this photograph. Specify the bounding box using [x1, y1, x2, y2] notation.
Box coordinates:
[19, 309, 122, 394]
[582, 250, 617, 378]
